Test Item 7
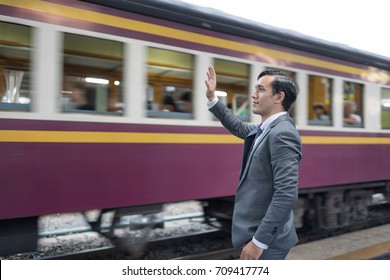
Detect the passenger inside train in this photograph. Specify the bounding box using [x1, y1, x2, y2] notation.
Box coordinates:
[70, 83, 95, 111]
[312, 103, 330, 122]
[343, 100, 362, 126]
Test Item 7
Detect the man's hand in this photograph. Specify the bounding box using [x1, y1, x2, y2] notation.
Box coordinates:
[240, 241, 263, 260]
[205, 65, 217, 101]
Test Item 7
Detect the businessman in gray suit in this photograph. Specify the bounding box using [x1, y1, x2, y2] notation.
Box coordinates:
[205, 66, 302, 260]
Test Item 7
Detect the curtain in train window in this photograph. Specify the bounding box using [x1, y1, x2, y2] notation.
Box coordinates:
[0, 22, 31, 111]
[62, 33, 124, 115]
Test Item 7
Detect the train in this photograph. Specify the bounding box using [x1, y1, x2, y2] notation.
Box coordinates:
[1, 0, 390, 256]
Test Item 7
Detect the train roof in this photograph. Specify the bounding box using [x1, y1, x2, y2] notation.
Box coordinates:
[82, 0, 390, 71]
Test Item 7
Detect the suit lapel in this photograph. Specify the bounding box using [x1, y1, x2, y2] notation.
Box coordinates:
[239, 114, 291, 182]
[239, 127, 260, 179]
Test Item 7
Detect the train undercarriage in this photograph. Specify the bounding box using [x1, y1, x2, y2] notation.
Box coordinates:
[1, 180, 389, 257]
[202, 180, 390, 240]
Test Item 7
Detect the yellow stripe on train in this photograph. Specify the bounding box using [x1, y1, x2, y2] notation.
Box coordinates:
[0, 130, 389, 144]
[0, 130, 242, 144]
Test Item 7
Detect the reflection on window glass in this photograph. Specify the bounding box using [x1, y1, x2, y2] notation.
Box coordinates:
[146, 47, 193, 119]
[381, 88, 390, 129]
[266, 67, 296, 119]
[214, 59, 250, 121]
[62, 33, 123, 115]
[0, 22, 31, 111]
[308, 75, 332, 126]
[343, 81, 363, 127]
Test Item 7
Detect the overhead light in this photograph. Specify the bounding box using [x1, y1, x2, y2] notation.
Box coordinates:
[85, 77, 109, 85]
[165, 86, 176, 92]
[114, 80, 120, 86]
[215, 90, 227, 97]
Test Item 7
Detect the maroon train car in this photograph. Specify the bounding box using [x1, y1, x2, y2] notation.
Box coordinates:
[1, 0, 389, 255]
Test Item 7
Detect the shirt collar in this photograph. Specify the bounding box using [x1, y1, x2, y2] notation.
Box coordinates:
[260, 111, 287, 131]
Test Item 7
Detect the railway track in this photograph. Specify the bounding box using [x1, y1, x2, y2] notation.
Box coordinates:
[40, 229, 233, 260]
[39, 212, 204, 238]
[3, 204, 390, 260]
[297, 213, 390, 244]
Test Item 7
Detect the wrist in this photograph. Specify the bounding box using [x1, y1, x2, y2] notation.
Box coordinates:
[208, 95, 217, 102]
[206, 95, 219, 109]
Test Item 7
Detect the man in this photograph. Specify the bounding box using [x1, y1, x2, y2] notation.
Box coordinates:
[70, 83, 95, 111]
[343, 100, 361, 125]
[205, 66, 302, 260]
[312, 103, 330, 121]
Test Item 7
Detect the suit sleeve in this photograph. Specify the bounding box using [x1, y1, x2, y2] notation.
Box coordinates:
[209, 100, 255, 139]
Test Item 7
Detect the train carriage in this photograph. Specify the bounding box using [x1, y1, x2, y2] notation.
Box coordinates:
[0, 0, 389, 256]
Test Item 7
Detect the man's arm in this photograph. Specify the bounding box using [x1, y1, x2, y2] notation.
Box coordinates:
[205, 66, 255, 139]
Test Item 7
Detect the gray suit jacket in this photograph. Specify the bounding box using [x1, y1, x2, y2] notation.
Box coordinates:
[210, 101, 302, 249]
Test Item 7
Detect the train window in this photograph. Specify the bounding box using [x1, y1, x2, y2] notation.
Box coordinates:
[343, 81, 364, 128]
[265, 67, 297, 120]
[214, 59, 250, 121]
[0, 22, 31, 112]
[62, 33, 123, 115]
[146, 47, 193, 119]
[381, 88, 390, 129]
[307, 75, 333, 126]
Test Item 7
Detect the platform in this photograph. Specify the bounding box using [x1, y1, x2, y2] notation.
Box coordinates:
[287, 223, 390, 260]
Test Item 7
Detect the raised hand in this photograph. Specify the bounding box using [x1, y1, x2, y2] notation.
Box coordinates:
[205, 65, 217, 101]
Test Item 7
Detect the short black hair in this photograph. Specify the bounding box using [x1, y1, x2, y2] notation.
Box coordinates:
[312, 103, 325, 110]
[257, 69, 299, 111]
[181, 91, 191, 102]
[163, 95, 176, 106]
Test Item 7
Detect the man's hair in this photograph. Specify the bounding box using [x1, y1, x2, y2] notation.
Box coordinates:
[344, 100, 357, 111]
[313, 103, 325, 110]
[257, 69, 299, 111]
[72, 82, 86, 92]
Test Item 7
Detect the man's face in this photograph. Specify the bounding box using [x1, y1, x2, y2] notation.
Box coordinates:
[71, 88, 84, 102]
[344, 103, 353, 116]
[251, 75, 279, 118]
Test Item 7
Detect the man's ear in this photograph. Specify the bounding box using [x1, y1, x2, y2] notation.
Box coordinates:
[275, 91, 285, 104]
